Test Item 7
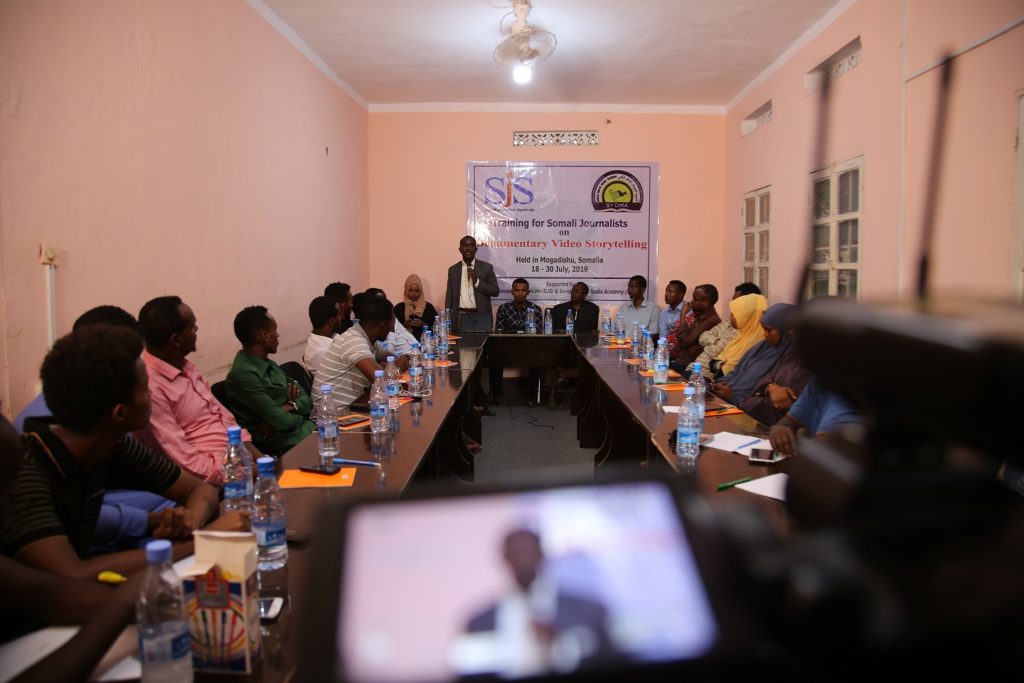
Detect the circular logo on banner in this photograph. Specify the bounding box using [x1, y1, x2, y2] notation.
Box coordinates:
[591, 170, 644, 212]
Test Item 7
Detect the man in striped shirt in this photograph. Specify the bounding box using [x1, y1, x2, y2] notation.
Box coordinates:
[313, 295, 409, 411]
[1, 325, 236, 579]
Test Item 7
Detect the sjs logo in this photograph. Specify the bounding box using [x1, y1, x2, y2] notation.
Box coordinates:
[484, 171, 534, 207]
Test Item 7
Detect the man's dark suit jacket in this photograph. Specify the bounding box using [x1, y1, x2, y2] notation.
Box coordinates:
[445, 259, 500, 331]
[552, 300, 600, 333]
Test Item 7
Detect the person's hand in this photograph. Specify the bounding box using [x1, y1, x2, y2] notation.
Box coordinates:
[467, 266, 478, 285]
[710, 381, 732, 399]
[766, 384, 798, 411]
[396, 356, 411, 372]
[204, 510, 251, 532]
[769, 423, 797, 455]
[681, 301, 691, 317]
[152, 507, 196, 540]
[287, 381, 301, 401]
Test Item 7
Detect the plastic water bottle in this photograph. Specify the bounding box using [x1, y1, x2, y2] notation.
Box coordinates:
[437, 321, 450, 356]
[252, 456, 288, 572]
[601, 308, 612, 336]
[409, 365, 423, 394]
[379, 340, 388, 356]
[384, 356, 400, 410]
[222, 426, 252, 515]
[641, 328, 653, 370]
[615, 312, 625, 339]
[526, 307, 538, 334]
[630, 322, 641, 358]
[422, 331, 436, 370]
[137, 540, 194, 683]
[688, 362, 707, 426]
[676, 386, 701, 463]
[566, 308, 575, 334]
[654, 338, 669, 383]
[409, 341, 422, 372]
[370, 370, 388, 433]
[543, 308, 553, 335]
[317, 384, 339, 459]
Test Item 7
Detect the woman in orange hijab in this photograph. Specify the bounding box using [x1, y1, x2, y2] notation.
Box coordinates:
[393, 274, 438, 341]
[709, 293, 768, 377]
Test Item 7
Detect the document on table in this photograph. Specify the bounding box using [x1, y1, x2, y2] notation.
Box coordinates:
[735, 473, 789, 501]
[702, 431, 771, 456]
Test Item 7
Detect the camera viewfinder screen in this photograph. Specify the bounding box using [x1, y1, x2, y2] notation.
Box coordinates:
[337, 482, 718, 682]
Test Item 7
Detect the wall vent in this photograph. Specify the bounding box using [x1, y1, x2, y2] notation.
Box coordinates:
[513, 130, 599, 147]
[805, 37, 862, 94]
[741, 100, 773, 136]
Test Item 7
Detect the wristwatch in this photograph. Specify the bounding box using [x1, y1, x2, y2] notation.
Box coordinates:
[288, 400, 298, 411]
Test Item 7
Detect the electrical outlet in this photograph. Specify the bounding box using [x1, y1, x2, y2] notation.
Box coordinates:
[39, 243, 59, 266]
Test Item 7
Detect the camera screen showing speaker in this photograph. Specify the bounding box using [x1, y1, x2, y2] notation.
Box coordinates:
[313, 479, 719, 682]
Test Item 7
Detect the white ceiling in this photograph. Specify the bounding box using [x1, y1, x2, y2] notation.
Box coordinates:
[258, 0, 846, 110]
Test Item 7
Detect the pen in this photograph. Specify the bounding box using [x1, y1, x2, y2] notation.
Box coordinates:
[735, 438, 762, 451]
[716, 477, 753, 491]
[97, 570, 127, 585]
[332, 457, 381, 468]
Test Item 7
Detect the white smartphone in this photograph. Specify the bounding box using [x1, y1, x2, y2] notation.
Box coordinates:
[259, 596, 284, 621]
[747, 448, 789, 464]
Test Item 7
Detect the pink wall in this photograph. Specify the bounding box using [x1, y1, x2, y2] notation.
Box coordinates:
[0, 0, 369, 415]
[725, 0, 1024, 303]
[367, 113, 726, 312]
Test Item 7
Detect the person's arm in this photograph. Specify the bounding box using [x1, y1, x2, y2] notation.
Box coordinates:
[16, 534, 194, 579]
[764, 383, 799, 411]
[136, 392, 224, 485]
[768, 414, 803, 455]
[356, 357, 382, 381]
[160, 469, 219, 529]
[476, 264, 500, 297]
[227, 366, 307, 433]
[3, 559, 142, 683]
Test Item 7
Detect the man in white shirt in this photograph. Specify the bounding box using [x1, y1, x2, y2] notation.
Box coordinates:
[444, 235, 499, 333]
[619, 274, 661, 340]
[302, 296, 342, 375]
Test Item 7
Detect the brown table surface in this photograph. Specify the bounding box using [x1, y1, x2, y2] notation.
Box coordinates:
[219, 332, 788, 682]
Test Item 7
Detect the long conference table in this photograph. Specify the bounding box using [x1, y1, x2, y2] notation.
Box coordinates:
[245, 331, 793, 682]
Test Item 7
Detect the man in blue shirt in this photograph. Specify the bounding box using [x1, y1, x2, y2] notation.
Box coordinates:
[768, 377, 861, 455]
[658, 279, 688, 339]
[491, 278, 543, 407]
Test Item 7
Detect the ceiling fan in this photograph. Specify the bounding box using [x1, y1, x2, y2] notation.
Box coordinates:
[492, 0, 557, 82]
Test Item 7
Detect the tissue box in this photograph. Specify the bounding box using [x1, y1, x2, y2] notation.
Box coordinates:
[182, 531, 262, 674]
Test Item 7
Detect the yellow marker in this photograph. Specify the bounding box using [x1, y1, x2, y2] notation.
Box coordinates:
[97, 570, 128, 585]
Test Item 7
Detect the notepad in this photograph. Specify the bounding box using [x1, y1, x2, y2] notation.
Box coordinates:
[702, 432, 771, 456]
[279, 467, 356, 488]
[735, 473, 789, 501]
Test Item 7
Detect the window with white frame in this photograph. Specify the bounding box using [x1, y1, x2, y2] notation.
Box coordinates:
[742, 187, 771, 295]
[809, 156, 863, 298]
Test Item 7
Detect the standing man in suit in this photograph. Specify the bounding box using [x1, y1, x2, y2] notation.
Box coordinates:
[445, 235, 499, 333]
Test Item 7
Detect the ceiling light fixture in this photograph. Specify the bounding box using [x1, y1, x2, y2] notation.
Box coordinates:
[493, 0, 556, 84]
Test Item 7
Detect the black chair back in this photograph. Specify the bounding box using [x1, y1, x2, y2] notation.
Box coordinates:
[281, 361, 313, 396]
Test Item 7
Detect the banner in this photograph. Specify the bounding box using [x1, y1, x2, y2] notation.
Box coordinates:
[466, 161, 659, 304]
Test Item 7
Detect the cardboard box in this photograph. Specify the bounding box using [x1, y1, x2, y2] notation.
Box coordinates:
[183, 531, 262, 674]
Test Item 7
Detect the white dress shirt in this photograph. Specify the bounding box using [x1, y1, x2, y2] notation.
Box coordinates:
[459, 259, 477, 309]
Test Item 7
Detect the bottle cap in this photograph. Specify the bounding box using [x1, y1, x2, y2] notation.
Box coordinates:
[321, 384, 333, 394]
[657, 338, 666, 344]
[374, 370, 384, 377]
[387, 356, 395, 362]
[412, 342, 420, 349]
[227, 425, 242, 443]
[145, 539, 172, 564]
[692, 362, 703, 371]
[257, 456, 275, 474]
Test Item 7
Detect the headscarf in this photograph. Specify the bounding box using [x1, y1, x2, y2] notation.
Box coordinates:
[401, 274, 423, 323]
[720, 303, 798, 403]
[714, 294, 768, 375]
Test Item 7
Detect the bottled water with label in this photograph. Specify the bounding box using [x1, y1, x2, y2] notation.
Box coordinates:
[422, 331, 436, 370]
[688, 363, 707, 424]
[437, 321, 450, 356]
[221, 426, 252, 515]
[566, 308, 575, 334]
[525, 307, 538, 334]
[384, 356, 400, 410]
[630, 322, 641, 358]
[676, 386, 701, 463]
[615, 312, 625, 339]
[317, 384, 338, 459]
[137, 540, 194, 683]
[543, 308, 553, 335]
[409, 365, 423, 394]
[370, 370, 388, 433]
[601, 308, 612, 336]
[654, 338, 669, 384]
[252, 456, 288, 572]
[641, 328, 653, 371]
[409, 341, 422, 373]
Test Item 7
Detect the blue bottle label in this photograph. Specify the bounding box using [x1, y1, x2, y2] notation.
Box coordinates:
[255, 522, 286, 547]
[678, 426, 700, 445]
[371, 405, 386, 419]
[224, 480, 248, 499]
[386, 384, 399, 397]
[319, 422, 338, 439]
[139, 626, 191, 663]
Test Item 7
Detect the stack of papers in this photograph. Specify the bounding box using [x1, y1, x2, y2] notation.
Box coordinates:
[701, 432, 771, 456]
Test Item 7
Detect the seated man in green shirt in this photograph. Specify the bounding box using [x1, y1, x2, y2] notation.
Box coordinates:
[225, 305, 314, 454]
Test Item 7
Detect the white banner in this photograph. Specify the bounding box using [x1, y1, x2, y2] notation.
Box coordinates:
[466, 161, 659, 304]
